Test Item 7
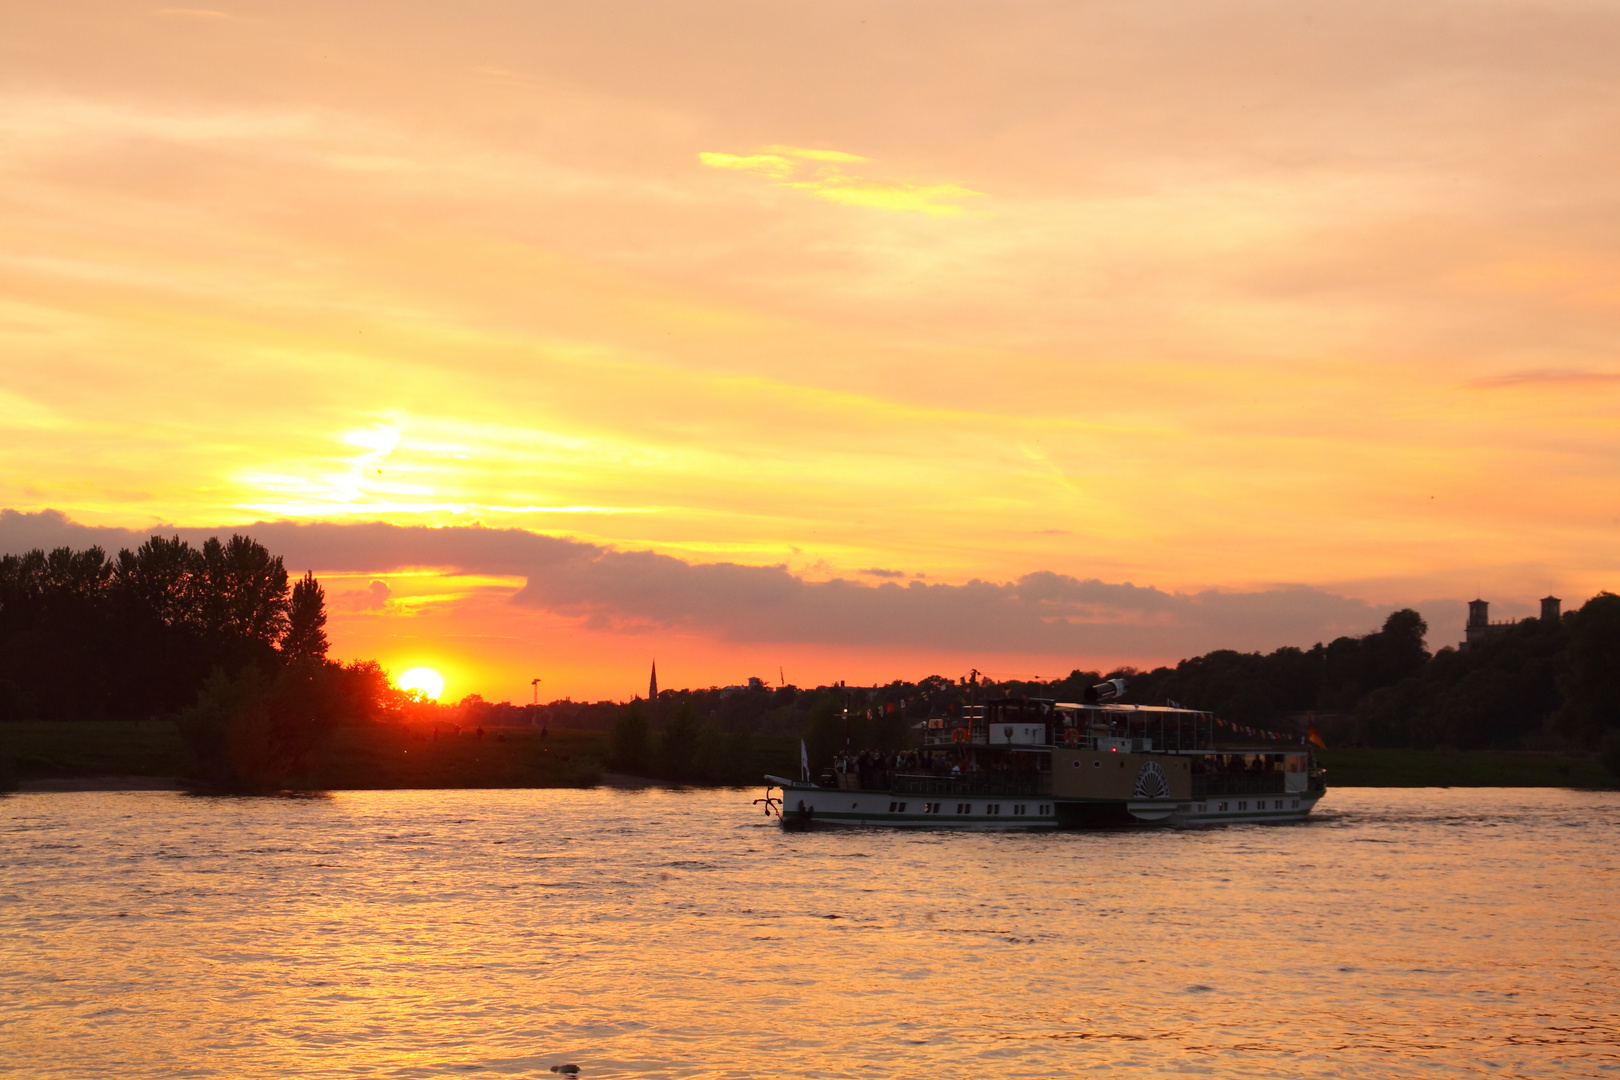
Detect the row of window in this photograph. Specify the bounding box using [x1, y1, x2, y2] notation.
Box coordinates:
[1201, 799, 1302, 813]
[876, 802, 1054, 816]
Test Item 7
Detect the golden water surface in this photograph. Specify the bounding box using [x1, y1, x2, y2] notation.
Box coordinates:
[2, 787, 1617, 1078]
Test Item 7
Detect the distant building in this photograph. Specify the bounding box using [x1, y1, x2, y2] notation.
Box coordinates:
[1461, 595, 1561, 651]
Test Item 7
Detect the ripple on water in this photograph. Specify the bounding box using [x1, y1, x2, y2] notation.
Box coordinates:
[1, 786, 1618, 1079]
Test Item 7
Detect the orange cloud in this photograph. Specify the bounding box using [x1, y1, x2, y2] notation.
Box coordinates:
[3, 2, 1619, 696]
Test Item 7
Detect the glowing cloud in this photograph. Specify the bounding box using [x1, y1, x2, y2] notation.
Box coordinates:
[699, 145, 984, 217]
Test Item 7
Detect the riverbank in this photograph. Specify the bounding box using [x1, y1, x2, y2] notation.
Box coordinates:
[0, 720, 799, 791]
[2, 721, 1613, 790]
[1314, 747, 1617, 788]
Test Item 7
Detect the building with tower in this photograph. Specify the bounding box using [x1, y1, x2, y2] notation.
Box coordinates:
[1460, 595, 1561, 650]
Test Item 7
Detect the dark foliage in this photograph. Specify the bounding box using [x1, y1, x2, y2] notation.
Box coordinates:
[1554, 593, 1620, 748]
[0, 534, 327, 722]
[282, 572, 330, 665]
[609, 700, 650, 774]
[1107, 610, 1434, 729]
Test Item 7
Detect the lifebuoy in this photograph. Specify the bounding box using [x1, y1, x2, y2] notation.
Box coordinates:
[952, 727, 969, 744]
[1064, 727, 1080, 746]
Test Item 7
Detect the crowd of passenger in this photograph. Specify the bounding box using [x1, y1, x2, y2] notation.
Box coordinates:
[1193, 753, 1282, 775]
[830, 748, 1041, 790]
[827, 743, 1291, 790]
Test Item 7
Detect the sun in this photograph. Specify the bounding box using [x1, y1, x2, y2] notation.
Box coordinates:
[397, 667, 445, 701]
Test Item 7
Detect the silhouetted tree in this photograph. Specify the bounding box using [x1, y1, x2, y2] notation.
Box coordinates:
[1362, 609, 1431, 688]
[801, 694, 847, 773]
[0, 533, 299, 721]
[195, 535, 289, 650]
[177, 662, 337, 791]
[1554, 593, 1620, 748]
[113, 535, 198, 627]
[610, 700, 650, 774]
[656, 700, 701, 782]
[282, 572, 329, 663]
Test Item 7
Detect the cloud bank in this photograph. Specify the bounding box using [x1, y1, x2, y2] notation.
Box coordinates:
[1, 509, 1397, 660]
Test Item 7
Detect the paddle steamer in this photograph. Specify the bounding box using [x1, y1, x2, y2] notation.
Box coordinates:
[761, 684, 1326, 829]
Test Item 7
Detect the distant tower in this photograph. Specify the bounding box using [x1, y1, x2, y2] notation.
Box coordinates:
[1462, 598, 1490, 651]
[649, 660, 658, 701]
[1541, 596, 1561, 622]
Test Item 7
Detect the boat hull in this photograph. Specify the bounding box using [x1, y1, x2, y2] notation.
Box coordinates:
[1126, 790, 1325, 825]
[768, 783, 1324, 829]
[775, 786, 1058, 830]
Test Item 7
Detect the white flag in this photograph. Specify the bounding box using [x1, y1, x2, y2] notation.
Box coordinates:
[800, 739, 810, 781]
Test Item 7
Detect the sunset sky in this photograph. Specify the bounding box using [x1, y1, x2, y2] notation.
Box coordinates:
[4, 1, 1619, 701]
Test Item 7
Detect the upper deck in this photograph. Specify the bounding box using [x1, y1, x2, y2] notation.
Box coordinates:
[919, 698, 1294, 755]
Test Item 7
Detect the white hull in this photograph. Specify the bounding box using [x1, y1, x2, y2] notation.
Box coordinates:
[776, 786, 1057, 829]
[1127, 790, 1324, 825]
[768, 781, 1324, 829]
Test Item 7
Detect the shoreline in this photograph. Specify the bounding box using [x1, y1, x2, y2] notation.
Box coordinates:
[8, 772, 1617, 794]
[4, 721, 1616, 792]
[17, 776, 185, 792]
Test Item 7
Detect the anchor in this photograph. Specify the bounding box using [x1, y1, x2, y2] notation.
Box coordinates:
[753, 783, 784, 819]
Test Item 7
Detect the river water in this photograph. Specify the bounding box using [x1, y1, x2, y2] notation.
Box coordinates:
[2, 787, 1617, 1079]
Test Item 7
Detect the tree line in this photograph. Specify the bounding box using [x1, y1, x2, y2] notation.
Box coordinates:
[1097, 600, 1619, 764]
[0, 536, 394, 790]
[6, 534, 1618, 786]
[604, 600, 1620, 780]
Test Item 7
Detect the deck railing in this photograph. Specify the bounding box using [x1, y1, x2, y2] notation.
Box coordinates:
[1191, 773, 1288, 797]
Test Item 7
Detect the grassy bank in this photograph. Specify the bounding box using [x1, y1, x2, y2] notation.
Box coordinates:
[1316, 747, 1617, 788]
[0, 720, 800, 790]
[1, 720, 193, 782]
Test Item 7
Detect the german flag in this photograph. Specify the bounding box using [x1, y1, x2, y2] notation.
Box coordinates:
[1308, 722, 1326, 749]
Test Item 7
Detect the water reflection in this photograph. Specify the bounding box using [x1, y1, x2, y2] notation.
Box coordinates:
[2, 788, 1617, 1078]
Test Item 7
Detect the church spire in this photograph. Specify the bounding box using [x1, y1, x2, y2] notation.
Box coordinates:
[649, 659, 658, 701]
